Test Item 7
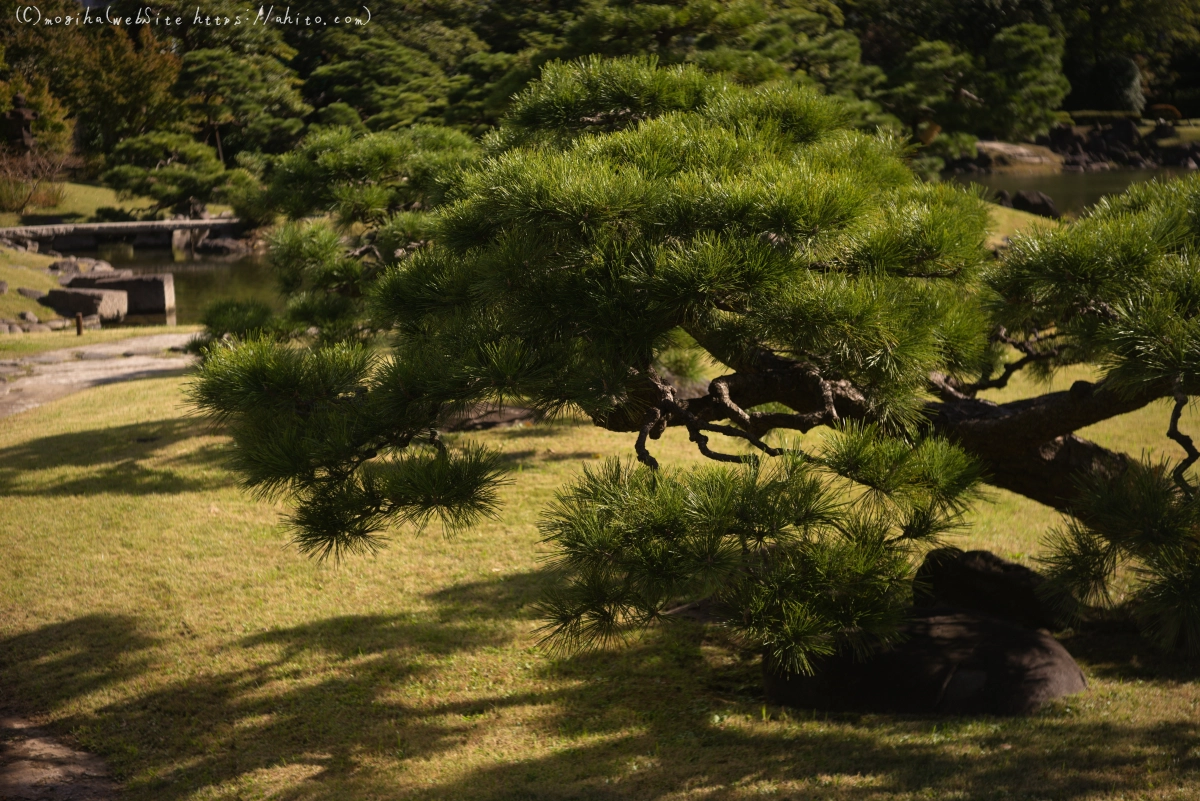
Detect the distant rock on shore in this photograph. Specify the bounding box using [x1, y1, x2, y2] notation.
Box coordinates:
[943, 121, 1200, 177]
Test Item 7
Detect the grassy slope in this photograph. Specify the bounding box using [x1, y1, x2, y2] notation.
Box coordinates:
[0, 182, 140, 228]
[0, 248, 62, 322]
[986, 204, 1056, 249]
[2, 373, 1200, 801]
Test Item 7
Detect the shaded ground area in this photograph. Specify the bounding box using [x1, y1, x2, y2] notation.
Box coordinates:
[2, 372, 1200, 799]
[0, 716, 116, 800]
[0, 332, 197, 799]
[0, 333, 196, 419]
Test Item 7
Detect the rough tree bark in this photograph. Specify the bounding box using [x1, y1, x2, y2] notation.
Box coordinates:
[594, 348, 1180, 513]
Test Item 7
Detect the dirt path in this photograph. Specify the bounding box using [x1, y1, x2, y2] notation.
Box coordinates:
[0, 333, 198, 420]
[0, 717, 116, 800]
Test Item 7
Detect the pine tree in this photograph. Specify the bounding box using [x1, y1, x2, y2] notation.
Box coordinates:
[102, 133, 225, 216]
[980, 24, 1071, 141]
[63, 26, 184, 156]
[176, 49, 310, 163]
[220, 124, 479, 342]
[194, 57, 1200, 664]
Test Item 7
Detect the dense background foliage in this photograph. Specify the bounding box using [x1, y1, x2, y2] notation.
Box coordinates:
[1, 0, 1197, 202]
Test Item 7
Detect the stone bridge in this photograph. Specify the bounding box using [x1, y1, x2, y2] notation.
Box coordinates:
[0, 218, 243, 251]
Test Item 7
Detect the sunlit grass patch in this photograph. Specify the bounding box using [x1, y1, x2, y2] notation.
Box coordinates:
[0, 252, 61, 322]
[1, 373, 1199, 800]
[0, 182, 153, 227]
[0, 324, 202, 357]
[986, 202, 1057, 250]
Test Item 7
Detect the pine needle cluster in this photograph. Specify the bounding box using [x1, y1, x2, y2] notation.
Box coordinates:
[191, 337, 507, 558]
[1041, 462, 1200, 656]
[987, 173, 1200, 386]
[203, 125, 481, 347]
[380, 57, 992, 436]
[538, 425, 982, 675]
[989, 173, 1200, 656]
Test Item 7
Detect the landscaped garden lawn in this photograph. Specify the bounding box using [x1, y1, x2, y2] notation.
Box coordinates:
[0, 182, 231, 228]
[986, 204, 1057, 248]
[0, 325, 202, 358]
[2, 365, 1200, 800]
[0, 182, 152, 228]
[0, 249, 62, 323]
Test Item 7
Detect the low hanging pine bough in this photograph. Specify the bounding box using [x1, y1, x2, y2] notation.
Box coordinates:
[194, 57, 1200, 667]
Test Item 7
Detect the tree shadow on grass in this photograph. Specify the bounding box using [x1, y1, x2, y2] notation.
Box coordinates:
[0, 417, 234, 496]
[1060, 617, 1200, 683]
[497, 449, 610, 470]
[0, 574, 551, 799]
[17, 212, 84, 225]
[388, 717, 1200, 801]
[475, 418, 592, 441]
[382, 618, 1200, 801]
[0, 614, 160, 716]
[424, 569, 549, 621]
[3, 577, 1200, 801]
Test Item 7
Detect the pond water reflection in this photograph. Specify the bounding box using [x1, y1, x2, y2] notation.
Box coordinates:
[84, 246, 282, 326]
[950, 168, 1188, 216]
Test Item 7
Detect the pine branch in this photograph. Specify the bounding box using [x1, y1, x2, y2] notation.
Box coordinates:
[1167, 380, 1199, 497]
[634, 407, 663, 470]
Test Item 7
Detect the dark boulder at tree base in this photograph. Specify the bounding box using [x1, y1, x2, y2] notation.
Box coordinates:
[993, 190, 1013, 208]
[914, 548, 1066, 630]
[763, 609, 1087, 716]
[1011, 190, 1060, 219]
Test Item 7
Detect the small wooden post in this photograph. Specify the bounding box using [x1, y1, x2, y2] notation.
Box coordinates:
[75, 312, 83, 336]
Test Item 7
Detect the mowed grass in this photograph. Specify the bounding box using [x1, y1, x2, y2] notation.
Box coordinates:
[0, 181, 231, 227]
[3, 370, 1200, 800]
[986, 204, 1057, 249]
[0, 324, 202, 358]
[0, 182, 144, 228]
[0, 248, 62, 322]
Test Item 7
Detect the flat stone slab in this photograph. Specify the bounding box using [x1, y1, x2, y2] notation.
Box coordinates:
[0, 333, 198, 419]
[41, 289, 127, 322]
[66, 275, 175, 315]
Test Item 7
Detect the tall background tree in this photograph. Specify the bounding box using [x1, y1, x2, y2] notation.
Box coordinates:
[11, 0, 1194, 193]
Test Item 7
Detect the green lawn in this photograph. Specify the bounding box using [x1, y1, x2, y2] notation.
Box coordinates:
[0, 325, 201, 357]
[0, 182, 144, 228]
[0, 181, 232, 227]
[2, 369, 1200, 800]
[0, 248, 63, 322]
[986, 203, 1057, 250]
